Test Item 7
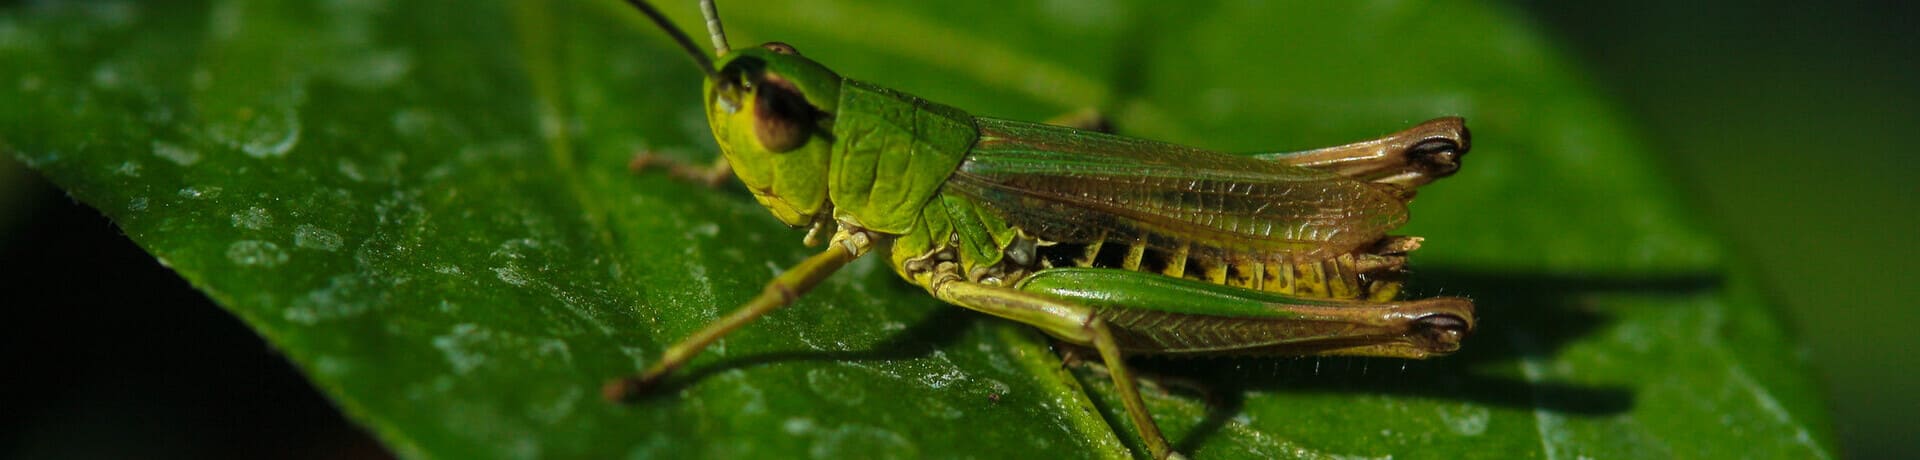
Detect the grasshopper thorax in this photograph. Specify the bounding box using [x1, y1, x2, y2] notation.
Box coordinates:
[705, 44, 844, 226]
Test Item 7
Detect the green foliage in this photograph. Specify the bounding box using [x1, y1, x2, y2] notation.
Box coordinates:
[0, 0, 1832, 458]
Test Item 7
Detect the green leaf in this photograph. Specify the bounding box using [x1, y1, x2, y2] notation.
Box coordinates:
[1, 0, 1834, 458]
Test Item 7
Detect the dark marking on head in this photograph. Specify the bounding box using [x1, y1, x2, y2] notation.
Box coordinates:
[753, 73, 815, 152]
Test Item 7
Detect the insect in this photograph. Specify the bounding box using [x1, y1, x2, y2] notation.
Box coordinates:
[605, 1, 1476, 458]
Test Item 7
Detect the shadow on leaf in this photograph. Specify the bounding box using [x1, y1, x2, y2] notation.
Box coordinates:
[635, 306, 981, 398]
[633, 265, 1718, 453]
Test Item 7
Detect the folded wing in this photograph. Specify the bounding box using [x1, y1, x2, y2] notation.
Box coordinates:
[945, 118, 1409, 264]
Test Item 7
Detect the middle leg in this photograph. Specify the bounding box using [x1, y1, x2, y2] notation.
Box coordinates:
[932, 277, 1181, 460]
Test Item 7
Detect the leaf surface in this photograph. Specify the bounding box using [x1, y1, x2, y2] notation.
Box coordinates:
[0, 0, 1832, 458]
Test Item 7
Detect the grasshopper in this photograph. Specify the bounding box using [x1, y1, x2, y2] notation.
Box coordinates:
[606, 1, 1475, 458]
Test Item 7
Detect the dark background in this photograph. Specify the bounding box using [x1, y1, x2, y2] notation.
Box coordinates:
[3, 1, 1914, 458]
[1519, 1, 1919, 457]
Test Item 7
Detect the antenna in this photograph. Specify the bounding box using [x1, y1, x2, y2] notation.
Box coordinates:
[701, 0, 731, 56]
[623, 0, 718, 80]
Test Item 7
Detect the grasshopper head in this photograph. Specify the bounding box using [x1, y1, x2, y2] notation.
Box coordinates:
[623, 1, 844, 227]
[704, 43, 843, 226]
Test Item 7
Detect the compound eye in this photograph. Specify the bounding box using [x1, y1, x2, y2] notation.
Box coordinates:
[762, 41, 800, 55]
[752, 74, 815, 152]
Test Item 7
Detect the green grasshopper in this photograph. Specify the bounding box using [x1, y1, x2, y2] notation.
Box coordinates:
[606, 1, 1475, 458]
